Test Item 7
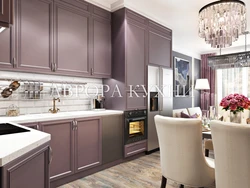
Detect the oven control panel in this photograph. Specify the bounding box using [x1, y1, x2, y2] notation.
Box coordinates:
[125, 109, 147, 118]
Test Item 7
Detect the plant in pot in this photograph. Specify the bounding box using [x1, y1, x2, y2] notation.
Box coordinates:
[220, 93, 250, 124]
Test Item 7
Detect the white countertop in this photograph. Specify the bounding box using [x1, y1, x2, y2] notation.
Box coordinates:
[0, 110, 123, 166]
[0, 110, 124, 124]
[0, 122, 50, 166]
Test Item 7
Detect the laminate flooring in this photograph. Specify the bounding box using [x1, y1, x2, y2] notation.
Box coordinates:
[59, 152, 215, 188]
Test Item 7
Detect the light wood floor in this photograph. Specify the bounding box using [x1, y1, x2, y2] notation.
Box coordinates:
[59, 152, 215, 188]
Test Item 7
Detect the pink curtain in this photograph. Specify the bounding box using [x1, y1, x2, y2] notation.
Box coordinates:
[200, 53, 216, 110]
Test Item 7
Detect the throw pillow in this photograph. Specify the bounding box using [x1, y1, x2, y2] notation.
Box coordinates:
[180, 111, 199, 118]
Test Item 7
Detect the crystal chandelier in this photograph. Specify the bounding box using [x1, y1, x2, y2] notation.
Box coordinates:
[198, 0, 247, 48]
[208, 31, 250, 69]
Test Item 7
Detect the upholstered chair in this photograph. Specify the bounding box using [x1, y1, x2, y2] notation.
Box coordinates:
[154, 115, 215, 188]
[210, 120, 250, 188]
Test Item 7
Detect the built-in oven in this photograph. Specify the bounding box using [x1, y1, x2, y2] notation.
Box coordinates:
[124, 110, 147, 145]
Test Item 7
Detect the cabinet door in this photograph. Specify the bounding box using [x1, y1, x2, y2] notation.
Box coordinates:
[126, 20, 146, 91]
[40, 119, 74, 181]
[0, 27, 13, 68]
[92, 16, 111, 78]
[54, 2, 90, 76]
[2, 144, 50, 188]
[75, 117, 102, 172]
[0, 0, 10, 24]
[126, 91, 147, 110]
[15, 0, 53, 72]
[149, 23, 172, 68]
[102, 115, 123, 164]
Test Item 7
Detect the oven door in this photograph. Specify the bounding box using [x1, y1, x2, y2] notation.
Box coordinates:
[125, 116, 147, 144]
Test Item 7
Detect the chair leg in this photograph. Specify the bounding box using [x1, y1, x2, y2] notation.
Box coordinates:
[205, 149, 209, 157]
[161, 176, 167, 188]
[179, 184, 184, 188]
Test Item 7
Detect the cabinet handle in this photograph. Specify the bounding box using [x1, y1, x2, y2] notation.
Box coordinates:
[72, 121, 75, 130]
[13, 57, 16, 68]
[54, 63, 57, 71]
[91, 68, 93, 75]
[49, 146, 53, 164]
[75, 120, 78, 130]
[36, 124, 39, 130]
[51, 62, 54, 71]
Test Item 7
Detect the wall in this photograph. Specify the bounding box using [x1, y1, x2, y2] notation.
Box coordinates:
[0, 71, 103, 116]
[172, 51, 200, 109]
[193, 58, 201, 107]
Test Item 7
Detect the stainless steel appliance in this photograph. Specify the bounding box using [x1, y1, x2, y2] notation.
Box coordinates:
[147, 65, 173, 152]
[124, 110, 147, 145]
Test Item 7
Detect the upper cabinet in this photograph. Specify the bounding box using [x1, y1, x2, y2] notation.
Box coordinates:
[92, 15, 111, 77]
[0, 0, 13, 27]
[15, 0, 53, 72]
[0, 27, 13, 68]
[53, 1, 90, 76]
[0, 0, 111, 78]
[104, 8, 172, 110]
[148, 21, 172, 68]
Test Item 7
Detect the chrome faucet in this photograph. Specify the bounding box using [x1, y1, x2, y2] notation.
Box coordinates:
[49, 97, 60, 114]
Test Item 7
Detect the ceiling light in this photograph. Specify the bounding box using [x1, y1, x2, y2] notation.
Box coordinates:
[208, 31, 250, 69]
[198, 0, 247, 48]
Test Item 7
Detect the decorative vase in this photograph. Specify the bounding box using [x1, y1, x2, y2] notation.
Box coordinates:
[230, 112, 241, 124]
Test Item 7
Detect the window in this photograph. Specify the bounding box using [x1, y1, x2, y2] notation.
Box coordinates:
[217, 67, 249, 103]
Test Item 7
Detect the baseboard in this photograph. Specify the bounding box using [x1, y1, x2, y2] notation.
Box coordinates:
[145, 148, 159, 155]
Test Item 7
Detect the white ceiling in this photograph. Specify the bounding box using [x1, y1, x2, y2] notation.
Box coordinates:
[86, 0, 250, 59]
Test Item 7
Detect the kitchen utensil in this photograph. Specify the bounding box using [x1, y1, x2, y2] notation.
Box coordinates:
[9, 81, 20, 91]
[1, 88, 12, 98]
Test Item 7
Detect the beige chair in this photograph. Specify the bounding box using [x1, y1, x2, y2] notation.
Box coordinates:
[210, 120, 250, 188]
[154, 115, 215, 188]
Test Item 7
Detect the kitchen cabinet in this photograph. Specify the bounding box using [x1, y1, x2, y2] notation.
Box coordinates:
[102, 114, 123, 164]
[104, 8, 172, 110]
[126, 19, 147, 90]
[148, 21, 172, 68]
[126, 92, 147, 110]
[0, 27, 13, 68]
[0, 0, 12, 27]
[1, 142, 50, 188]
[40, 117, 102, 181]
[0, 0, 111, 78]
[92, 16, 111, 77]
[40, 119, 74, 181]
[53, 1, 90, 76]
[75, 117, 102, 172]
[14, 0, 53, 72]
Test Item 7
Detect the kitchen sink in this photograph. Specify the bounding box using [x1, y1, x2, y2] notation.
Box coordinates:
[0, 123, 30, 136]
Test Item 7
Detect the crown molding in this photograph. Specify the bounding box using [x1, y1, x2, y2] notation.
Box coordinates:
[84, 0, 111, 11]
[111, 0, 125, 12]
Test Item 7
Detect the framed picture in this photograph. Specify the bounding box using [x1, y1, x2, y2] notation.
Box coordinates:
[174, 57, 190, 97]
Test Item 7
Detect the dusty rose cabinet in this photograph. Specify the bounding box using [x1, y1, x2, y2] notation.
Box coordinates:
[40, 119, 75, 181]
[40, 117, 102, 181]
[0, 0, 13, 26]
[14, 0, 53, 72]
[1, 142, 50, 188]
[74, 117, 102, 172]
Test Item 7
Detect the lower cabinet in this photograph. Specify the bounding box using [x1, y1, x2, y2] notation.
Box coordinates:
[1, 143, 50, 188]
[39, 117, 102, 181]
[75, 117, 102, 172]
[40, 119, 75, 181]
[102, 114, 123, 164]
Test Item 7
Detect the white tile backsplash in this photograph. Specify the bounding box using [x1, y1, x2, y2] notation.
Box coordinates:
[0, 71, 103, 116]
